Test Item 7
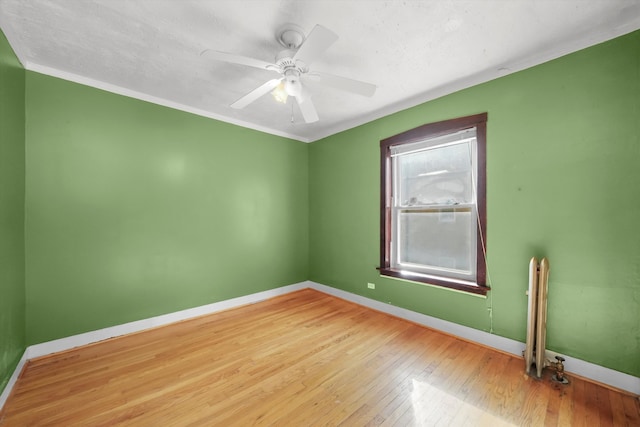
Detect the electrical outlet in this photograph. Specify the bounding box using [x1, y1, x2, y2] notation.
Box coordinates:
[367, 282, 375, 289]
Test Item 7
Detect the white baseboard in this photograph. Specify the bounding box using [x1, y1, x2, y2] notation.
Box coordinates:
[2, 279, 638, 412]
[0, 351, 29, 410]
[1, 281, 311, 411]
[307, 281, 640, 396]
[27, 281, 311, 359]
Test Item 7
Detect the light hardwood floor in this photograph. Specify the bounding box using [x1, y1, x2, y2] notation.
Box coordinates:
[1, 289, 638, 426]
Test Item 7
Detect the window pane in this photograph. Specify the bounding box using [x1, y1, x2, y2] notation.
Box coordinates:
[397, 208, 474, 275]
[397, 142, 473, 206]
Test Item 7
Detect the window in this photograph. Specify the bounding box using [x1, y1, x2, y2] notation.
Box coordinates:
[379, 113, 488, 295]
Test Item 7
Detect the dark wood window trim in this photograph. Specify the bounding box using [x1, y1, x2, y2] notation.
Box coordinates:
[379, 113, 488, 296]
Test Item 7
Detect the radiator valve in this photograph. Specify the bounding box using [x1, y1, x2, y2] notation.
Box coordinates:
[552, 356, 569, 384]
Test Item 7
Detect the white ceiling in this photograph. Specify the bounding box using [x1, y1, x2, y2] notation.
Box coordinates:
[1, 1, 639, 142]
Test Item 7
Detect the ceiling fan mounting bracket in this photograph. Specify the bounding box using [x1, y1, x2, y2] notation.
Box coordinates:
[276, 24, 306, 49]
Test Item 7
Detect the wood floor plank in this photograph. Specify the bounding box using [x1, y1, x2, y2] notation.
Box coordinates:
[1, 289, 638, 426]
[621, 392, 640, 426]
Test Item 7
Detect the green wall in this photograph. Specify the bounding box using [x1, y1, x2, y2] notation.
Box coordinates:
[25, 74, 308, 344]
[309, 30, 640, 377]
[0, 30, 25, 393]
[1, 25, 638, 395]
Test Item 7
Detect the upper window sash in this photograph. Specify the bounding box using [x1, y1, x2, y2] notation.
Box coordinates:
[392, 137, 477, 209]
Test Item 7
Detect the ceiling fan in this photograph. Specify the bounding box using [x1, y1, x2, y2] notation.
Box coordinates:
[201, 24, 376, 123]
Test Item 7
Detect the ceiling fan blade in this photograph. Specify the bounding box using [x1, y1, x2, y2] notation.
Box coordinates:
[201, 49, 277, 71]
[231, 78, 283, 109]
[306, 71, 376, 97]
[293, 25, 338, 67]
[294, 93, 319, 123]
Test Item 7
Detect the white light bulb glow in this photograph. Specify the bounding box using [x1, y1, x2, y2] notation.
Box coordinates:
[271, 82, 288, 103]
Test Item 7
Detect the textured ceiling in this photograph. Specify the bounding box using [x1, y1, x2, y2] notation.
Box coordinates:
[1, 0, 639, 142]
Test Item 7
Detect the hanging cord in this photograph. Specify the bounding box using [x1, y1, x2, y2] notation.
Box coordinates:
[467, 138, 494, 333]
[481, 224, 494, 334]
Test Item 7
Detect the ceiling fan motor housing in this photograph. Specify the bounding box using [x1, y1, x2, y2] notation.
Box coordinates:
[275, 49, 297, 67]
[276, 49, 308, 71]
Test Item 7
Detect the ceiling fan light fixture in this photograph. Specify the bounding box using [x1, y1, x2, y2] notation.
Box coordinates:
[284, 77, 302, 97]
